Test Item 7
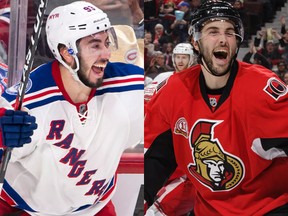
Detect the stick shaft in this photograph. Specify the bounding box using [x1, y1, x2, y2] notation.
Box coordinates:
[0, 0, 48, 189]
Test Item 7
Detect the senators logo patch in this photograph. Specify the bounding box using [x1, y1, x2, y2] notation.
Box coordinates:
[187, 119, 244, 191]
[174, 117, 189, 138]
[263, 77, 287, 100]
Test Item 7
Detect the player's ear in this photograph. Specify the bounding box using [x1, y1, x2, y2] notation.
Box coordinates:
[191, 38, 199, 52]
[59, 46, 74, 65]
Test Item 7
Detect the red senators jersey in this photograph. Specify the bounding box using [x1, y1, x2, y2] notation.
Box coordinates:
[145, 61, 288, 215]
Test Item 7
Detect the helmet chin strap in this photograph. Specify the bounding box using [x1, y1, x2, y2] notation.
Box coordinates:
[71, 55, 81, 82]
[60, 55, 81, 82]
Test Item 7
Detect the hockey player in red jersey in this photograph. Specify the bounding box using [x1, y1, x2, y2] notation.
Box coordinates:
[0, 1, 143, 215]
[145, 43, 196, 216]
[145, 1, 288, 215]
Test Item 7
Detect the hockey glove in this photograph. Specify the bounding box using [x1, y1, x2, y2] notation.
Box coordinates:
[0, 108, 37, 148]
[145, 203, 167, 216]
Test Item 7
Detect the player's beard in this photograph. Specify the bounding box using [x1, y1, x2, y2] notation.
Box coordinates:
[77, 56, 104, 88]
[199, 42, 234, 76]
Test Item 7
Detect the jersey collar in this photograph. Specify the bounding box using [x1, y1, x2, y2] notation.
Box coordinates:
[199, 60, 239, 112]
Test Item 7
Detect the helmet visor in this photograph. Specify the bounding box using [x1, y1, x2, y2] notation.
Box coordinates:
[91, 27, 118, 51]
[190, 17, 243, 42]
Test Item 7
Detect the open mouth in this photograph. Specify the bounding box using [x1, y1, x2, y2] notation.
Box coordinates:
[213, 50, 228, 60]
[92, 66, 104, 72]
[92, 63, 107, 73]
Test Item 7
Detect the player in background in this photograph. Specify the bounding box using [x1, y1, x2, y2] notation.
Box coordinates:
[144, 43, 195, 216]
[145, 1, 288, 215]
[144, 43, 195, 105]
[0, 1, 143, 215]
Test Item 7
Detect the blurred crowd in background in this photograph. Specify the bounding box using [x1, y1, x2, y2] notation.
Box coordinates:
[1, 0, 288, 87]
[144, 0, 288, 85]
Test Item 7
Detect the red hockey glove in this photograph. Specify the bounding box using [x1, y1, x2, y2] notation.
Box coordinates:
[0, 108, 37, 148]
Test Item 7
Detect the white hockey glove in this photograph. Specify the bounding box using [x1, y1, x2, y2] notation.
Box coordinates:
[145, 203, 167, 216]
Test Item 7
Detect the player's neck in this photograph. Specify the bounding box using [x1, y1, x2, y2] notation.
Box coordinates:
[202, 69, 230, 90]
[60, 67, 91, 103]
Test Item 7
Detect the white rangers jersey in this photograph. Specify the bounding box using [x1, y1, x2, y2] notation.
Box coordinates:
[0, 61, 144, 215]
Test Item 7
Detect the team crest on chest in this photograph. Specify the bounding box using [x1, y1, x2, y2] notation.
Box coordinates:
[187, 119, 244, 191]
[174, 117, 189, 138]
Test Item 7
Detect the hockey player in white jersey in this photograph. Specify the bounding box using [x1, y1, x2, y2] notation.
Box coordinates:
[0, 1, 144, 215]
[144, 43, 194, 104]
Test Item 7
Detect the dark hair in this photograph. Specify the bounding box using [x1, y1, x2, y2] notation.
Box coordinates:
[277, 60, 287, 67]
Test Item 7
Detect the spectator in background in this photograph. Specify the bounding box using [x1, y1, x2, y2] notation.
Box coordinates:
[190, 0, 201, 13]
[127, 0, 144, 27]
[170, 1, 191, 43]
[152, 23, 172, 51]
[254, 29, 285, 69]
[279, 16, 288, 63]
[259, 0, 274, 23]
[243, 40, 271, 70]
[281, 31, 288, 63]
[233, 0, 244, 20]
[158, 1, 175, 40]
[163, 42, 175, 69]
[281, 16, 287, 35]
[127, 0, 144, 38]
[160, 1, 175, 15]
[163, 0, 182, 5]
[283, 71, 288, 85]
[261, 40, 283, 69]
[144, 31, 155, 69]
[144, 0, 160, 33]
[145, 51, 174, 79]
[275, 60, 288, 82]
[233, 0, 248, 46]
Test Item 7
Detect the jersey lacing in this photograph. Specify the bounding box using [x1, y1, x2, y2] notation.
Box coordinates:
[78, 109, 90, 125]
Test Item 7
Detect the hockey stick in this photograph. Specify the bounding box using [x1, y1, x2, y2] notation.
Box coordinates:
[0, 0, 48, 190]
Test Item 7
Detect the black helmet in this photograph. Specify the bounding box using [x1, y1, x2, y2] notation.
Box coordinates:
[188, 0, 244, 42]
